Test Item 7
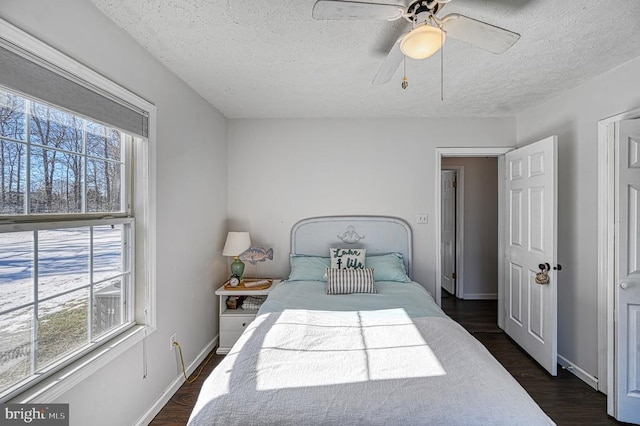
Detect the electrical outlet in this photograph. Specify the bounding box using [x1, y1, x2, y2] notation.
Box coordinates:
[169, 333, 177, 351]
[416, 214, 428, 224]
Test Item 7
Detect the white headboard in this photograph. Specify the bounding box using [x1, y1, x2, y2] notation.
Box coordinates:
[291, 216, 413, 278]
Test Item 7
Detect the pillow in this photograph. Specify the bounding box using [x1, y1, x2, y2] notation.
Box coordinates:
[326, 267, 376, 294]
[366, 253, 411, 282]
[288, 254, 330, 281]
[329, 248, 366, 270]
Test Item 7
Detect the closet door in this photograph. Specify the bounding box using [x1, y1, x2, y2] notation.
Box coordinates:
[614, 119, 640, 422]
[441, 170, 456, 295]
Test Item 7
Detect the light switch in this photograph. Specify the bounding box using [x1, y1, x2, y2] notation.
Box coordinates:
[416, 214, 428, 224]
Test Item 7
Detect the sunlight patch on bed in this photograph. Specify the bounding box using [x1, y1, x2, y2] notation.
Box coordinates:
[254, 309, 446, 391]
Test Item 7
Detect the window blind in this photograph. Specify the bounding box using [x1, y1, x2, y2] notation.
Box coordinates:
[0, 42, 148, 138]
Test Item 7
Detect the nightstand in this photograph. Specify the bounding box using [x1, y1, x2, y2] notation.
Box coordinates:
[215, 279, 280, 354]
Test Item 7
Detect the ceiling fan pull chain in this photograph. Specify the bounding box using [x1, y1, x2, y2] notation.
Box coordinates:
[402, 56, 409, 90]
[440, 23, 444, 101]
[431, 13, 445, 101]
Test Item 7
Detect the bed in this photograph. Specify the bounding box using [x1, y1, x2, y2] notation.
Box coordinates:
[188, 216, 554, 425]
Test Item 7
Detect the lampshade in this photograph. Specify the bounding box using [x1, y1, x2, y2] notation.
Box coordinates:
[400, 25, 446, 60]
[222, 232, 251, 257]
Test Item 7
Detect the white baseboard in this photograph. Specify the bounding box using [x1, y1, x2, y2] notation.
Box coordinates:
[558, 354, 599, 390]
[134, 336, 218, 426]
[462, 293, 498, 300]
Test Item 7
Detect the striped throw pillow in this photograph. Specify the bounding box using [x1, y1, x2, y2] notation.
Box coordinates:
[326, 268, 376, 295]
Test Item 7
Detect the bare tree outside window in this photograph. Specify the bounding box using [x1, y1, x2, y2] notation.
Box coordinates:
[0, 93, 26, 214]
[0, 90, 124, 215]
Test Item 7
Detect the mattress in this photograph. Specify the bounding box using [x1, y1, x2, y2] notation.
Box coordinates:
[188, 280, 555, 425]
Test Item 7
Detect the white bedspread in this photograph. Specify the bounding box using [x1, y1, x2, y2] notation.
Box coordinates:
[188, 281, 555, 425]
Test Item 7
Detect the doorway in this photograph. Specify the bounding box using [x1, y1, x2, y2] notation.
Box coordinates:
[434, 147, 511, 329]
[436, 140, 560, 377]
[441, 157, 499, 301]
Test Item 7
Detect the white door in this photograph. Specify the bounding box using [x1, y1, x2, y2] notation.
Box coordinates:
[441, 170, 456, 295]
[615, 119, 640, 422]
[504, 136, 558, 376]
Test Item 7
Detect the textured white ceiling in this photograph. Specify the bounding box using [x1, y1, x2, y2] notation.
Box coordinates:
[90, 0, 640, 118]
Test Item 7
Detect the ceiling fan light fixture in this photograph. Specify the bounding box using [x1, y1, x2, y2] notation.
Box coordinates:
[400, 24, 446, 60]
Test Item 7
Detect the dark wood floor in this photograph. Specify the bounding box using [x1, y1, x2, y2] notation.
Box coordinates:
[151, 293, 626, 425]
[150, 351, 225, 426]
[440, 291, 626, 426]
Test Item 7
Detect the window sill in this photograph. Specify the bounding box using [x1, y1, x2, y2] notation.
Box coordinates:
[10, 325, 151, 403]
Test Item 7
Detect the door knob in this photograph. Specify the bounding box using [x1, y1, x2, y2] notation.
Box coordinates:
[538, 263, 551, 271]
[620, 282, 631, 290]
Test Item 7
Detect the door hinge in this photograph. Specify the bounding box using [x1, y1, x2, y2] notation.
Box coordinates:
[452, 272, 456, 279]
[452, 180, 457, 188]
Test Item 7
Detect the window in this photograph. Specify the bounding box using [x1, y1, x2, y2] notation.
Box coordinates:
[0, 18, 155, 403]
[0, 87, 138, 399]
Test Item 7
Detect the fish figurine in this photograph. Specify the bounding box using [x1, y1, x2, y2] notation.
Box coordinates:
[239, 245, 273, 265]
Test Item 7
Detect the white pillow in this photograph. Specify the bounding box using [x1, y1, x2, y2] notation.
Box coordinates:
[329, 248, 366, 270]
[326, 268, 376, 294]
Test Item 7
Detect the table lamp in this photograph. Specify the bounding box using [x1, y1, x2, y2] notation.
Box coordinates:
[222, 231, 251, 279]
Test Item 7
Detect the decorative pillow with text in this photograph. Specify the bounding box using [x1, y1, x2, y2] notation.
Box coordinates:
[329, 248, 366, 270]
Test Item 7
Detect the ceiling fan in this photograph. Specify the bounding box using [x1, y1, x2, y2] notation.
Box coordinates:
[312, 0, 521, 85]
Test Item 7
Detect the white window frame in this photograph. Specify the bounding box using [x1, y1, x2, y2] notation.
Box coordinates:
[0, 18, 156, 403]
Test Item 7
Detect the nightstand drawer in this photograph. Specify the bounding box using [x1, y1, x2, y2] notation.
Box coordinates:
[219, 317, 254, 349]
[220, 316, 254, 333]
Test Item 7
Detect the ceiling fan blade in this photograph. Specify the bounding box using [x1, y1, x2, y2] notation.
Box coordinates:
[441, 14, 520, 54]
[372, 34, 405, 85]
[313, 0, 404, 20]
[454, 0, 533, 10]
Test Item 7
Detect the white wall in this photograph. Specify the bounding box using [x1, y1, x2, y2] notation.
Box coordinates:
[228, 118, 515, 297]
[0, 1, 228, 425]
[441, 157, 498, 299]
[516, 56, 640, 384]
